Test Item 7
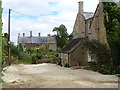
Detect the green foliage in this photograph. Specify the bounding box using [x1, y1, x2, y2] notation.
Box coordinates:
[68, 33, 73, 42]
[84, 62, 120, 75]
[53, 24, 73, 49]
[2, 41, 20, 58]
[31, 53, 41, 64]
[83, 40, 111, 65]
[0, 78, 4, 83]
[12, 81, 19, 84]
[4, 33, 8, 39]
[25, 48, 37, 54]
[13, 53, 32, 64]
[10, 43, 20, 57]
[49, 56, 59, 64]
[28, 48, 57, 64]
[103, 2, 120, 65]
[18, 44, 23, 52]
[64, 63, 69, 67]
[2, 33, 8, 61]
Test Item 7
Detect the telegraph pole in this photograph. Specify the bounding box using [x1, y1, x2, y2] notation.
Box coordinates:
[8, 9, 11, 65]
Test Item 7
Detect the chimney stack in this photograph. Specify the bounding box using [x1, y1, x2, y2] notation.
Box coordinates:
[47, 34, 51, 43]
[18, 33, 20, 38]
[30, 31, 32, 37]
[38, 33, 41, 37]
[78, 1, 83, 13]
[23, 33, 25, 37]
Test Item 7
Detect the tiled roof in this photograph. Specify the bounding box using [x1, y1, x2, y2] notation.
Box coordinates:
[18, 36, 56, 44]
[83, 12, 94, 19]
[59, 37, 87, 53]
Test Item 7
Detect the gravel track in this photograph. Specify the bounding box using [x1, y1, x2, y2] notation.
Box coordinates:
[2, 63, 118, 88]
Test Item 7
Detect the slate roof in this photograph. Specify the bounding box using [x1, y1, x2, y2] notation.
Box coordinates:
[83, 12, 94, 19]
[59, 37, 87, 53]
[18, 36, 56, 44]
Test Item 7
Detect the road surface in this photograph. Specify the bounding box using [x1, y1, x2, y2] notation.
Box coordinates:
[2, 63, 118, 88]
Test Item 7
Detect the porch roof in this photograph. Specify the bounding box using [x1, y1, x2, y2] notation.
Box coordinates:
[59, 37, 87, 54]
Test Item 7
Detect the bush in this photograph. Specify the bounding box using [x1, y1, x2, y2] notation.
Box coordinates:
[49, 56, 58, 64]
[64, 63, 69, 67]
[13, 53, 32, 64]
[32, 54, 38, 64]
[84, 62, 120, 75]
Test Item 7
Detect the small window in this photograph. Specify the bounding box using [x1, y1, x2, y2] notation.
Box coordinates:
[65, 54, 68, 59]
[95, 16, 99, 30]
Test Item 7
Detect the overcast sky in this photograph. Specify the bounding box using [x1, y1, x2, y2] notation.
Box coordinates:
[2, 0, 99, 45]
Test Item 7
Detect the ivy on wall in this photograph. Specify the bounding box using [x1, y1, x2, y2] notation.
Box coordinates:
[83, 39, 111, 65]
[103, 2, 120, 65]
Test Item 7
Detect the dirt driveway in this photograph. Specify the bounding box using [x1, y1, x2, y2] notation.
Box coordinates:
[2, 63, 118, 88]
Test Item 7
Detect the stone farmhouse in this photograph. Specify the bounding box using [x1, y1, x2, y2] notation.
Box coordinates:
[59, 1, 109, 67]
[18, 31, 56, 51]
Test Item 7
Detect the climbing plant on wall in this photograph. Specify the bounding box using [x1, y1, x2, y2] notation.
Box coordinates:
[103, 2, 120, 65]
[83, 39, 111, 65]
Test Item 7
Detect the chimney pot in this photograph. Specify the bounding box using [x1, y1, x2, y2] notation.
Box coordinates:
[38, 33, 41, 37]
[30, 31, 32, 37]
[47, 34, 51, 43]
[23, 33, 25, 37]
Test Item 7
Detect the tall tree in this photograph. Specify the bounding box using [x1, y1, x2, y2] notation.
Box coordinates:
[103, 2, 120, 65]
[53, 24, 69, 49]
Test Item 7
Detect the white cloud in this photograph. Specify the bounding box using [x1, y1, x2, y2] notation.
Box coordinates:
[2, 0, 99, 45]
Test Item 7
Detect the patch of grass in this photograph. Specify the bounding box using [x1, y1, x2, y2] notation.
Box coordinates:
[12, 59, 32, 64]
[13, 61, 32, 64]
[9, 86, 17, 88]
[84, 66, 96, 70]
[11, 81, 19, 84]
[100, 81, 120, 83]
[0, 78, 4, 83]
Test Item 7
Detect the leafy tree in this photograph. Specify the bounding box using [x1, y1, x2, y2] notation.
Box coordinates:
[2, 33, 21, 60]
[68, 33, 73, 42]
[53, 24, 72, 49]
[103, 2, 120, 65]
[10, 43, 20, 57]
[2, 33, 8, 60]
[18, 44, 23, 52]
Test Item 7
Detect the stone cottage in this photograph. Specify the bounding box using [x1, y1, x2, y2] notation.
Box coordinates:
[59, 1, 109, 67]
[59, 37, 88, 66]
[18, 31, 56, 51]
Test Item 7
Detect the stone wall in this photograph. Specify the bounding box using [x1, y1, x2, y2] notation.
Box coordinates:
[85, 18, 93, 37]
[60, 53, 69, 66]
[89, 3, 108, 44]
[69, 44, 88, 66]
[73, 13, 85, 38]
